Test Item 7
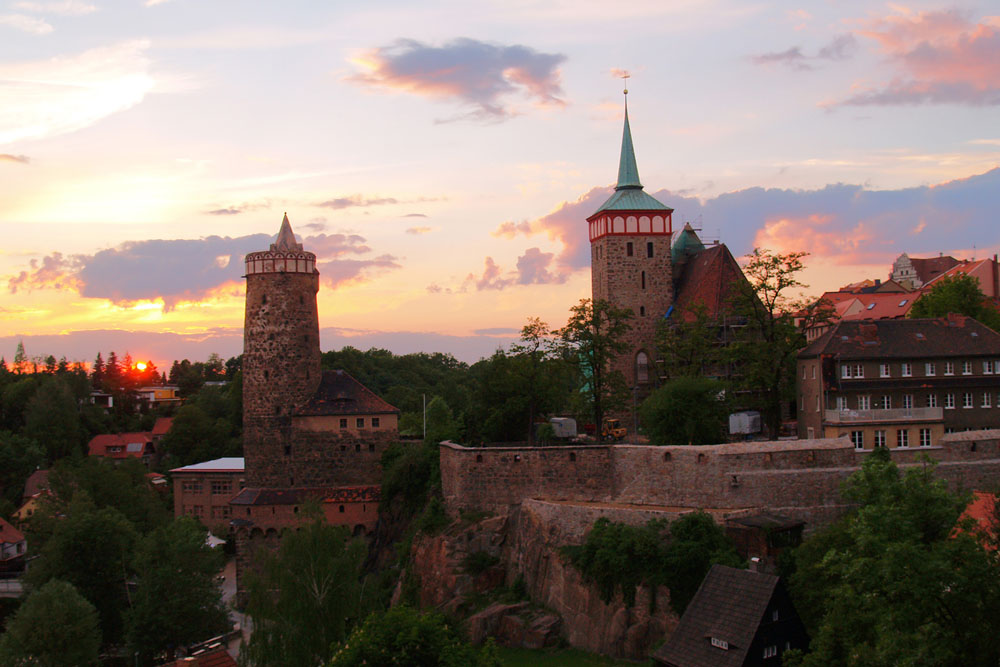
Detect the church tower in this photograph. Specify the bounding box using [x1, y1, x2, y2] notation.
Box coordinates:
[242, 214, 322, 487]
[588, 91, 674, 390]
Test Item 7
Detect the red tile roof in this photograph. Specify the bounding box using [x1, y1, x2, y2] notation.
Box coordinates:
[958, 491, 997, 549]
[87, 432, 153, 458]
[230, 485, 380, 506]
[298, 370, 399, 417]
[165, 647, 237, 667]
[152, 417, 174, 436]
[0, 516, 25, 545]
[840, 292, 916, 320]
[672, 244, 748, 322]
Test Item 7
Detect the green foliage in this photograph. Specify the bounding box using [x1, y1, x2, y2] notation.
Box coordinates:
[242, 519, 366, 667]
[126, 518, 229, 664]
[790, 447, 1000, 665]
[656, 304, 727, 380]
[462, 551, 501, 575]
[24, 377, 83, 461]
[0, 579, 100, 667]
[417, 495, 451, 534]
[380, 441, 440, 513]
[564, 513, 742, 612]
[559, 299, 633, 437]
[0, 431, 44, 506]
[160, 402, 239, 469]
[909, 272, 1000, 330]
[328, 606, 501, 667]
[425, 396, 460, 445]
[639, 377, 729, 446]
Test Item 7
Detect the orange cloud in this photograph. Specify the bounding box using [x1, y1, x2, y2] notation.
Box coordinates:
[751, 214, 886, 265]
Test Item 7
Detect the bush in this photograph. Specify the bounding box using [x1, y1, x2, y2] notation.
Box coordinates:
[462, 551, 501, 575]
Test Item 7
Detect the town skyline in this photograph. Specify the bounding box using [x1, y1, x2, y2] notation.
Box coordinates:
[2, 0, 999, 367]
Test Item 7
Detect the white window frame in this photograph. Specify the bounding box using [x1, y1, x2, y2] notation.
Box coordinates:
[963, 392, 973, 408]
[920, 428, 932, 447]
[763, 646, 778, 659]
[874, 430, 886, 448]
[882, 395, 892, 410]
[880, 363, 891, 378]
[897, 429, 909, 447]
[945, 393, 955, 409]
[903, 394, 913, 409]
[985, 361, 993, 375]
[945, 361, 955, 376]
[851, 431, 864, 449]
[837, 396, 848, 411]
[983, 392, 992, 408]
[858, 395, 871, 410]
[901, 362, 912, 377]
[927, 394, 938, 408]
[925, 362, 936, 376]
[963, 361, 973, 375]
[841, 364, 851, 379]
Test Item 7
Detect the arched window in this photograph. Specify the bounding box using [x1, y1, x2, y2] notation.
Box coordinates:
[636, 351, 650, 384]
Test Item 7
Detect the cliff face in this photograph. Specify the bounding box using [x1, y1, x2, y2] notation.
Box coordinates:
[409, 503, 678, 660]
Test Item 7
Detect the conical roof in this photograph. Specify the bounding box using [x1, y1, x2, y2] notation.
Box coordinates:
[271, 213, 304, 252]
[616, 102, 642, 189]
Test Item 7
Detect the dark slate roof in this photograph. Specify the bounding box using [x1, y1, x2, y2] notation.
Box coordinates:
[297, 369, 399, 417]
[672, 244, 747, 322]
[798, 315, 1000, 360]
[22, 469, 50, 501]
[230, 485, 380, 506]
[910, 255, 960, 284]
[653, 565, 779, 667]
[727, 513, 804, 530]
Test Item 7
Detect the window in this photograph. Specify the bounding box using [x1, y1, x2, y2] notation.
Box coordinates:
[925, 362, 936, 376]
[772, 609, 779, 621]
[211, 480, 232, 495]
[647, 241, 654, 258]
[927, 394, 938, 408]
[880, 363, 891, 378]
[836, 396, 848, 411]
[984, 392, 993, 408]
[902, 394, 913, 410]
[874, 430, 886, 448]
[842, 363, 863, 379]
[995, 360, 1000, 375]
[920, 428, 932, 447]
[641, 271, 646, 289]
[372, 417, 380, 428]
[339, 418, 347, 429]
[626, 241, 633, 257]
[763, 646, 778, 659]
[945, 393, 955, 409]
[636, 351, 650, 384]
[356, 417, 365, 428]
[897, 429, 909, 447]
[850, 431, 864, 449]
[182, 480, 203, 493]
[639, 306, 645, 316]
[189, 505, 204, 517]
[853, 363, 864, 378]
[211, 505, 231, 519]
[882, 395, 892, 410]
[842, 364, 851, 379]
[963, 361, 973, 375]
[858, 395, 871, 410]
[945, 361, 955, 376]
[985, 361, 993, 375]
[815, 396, 820, 411]
[901, 362, 912, 377]
[963, 392, 973, 408]
[812, 366, 816, 379]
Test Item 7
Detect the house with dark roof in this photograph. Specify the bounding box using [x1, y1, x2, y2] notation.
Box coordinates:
[652, 564, 808, 666]
[797, 315, 1000, 445]
[21, 469, 49, 503]
[296, 369, 400, 437]
[230, 484, 380, 536]
[171, 457, 245, 534]
[891, 253, 961, 290]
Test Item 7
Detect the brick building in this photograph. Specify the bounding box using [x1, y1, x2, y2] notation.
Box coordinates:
[797, 316, 1000, 447]
[171, 457, 245, 534]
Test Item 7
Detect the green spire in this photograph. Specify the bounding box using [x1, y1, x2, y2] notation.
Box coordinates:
[616, 94, 642, 190]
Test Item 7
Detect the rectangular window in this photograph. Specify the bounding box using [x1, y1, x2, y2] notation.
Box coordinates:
[850, 431, 864, 449]
[858, 395, 871, 410]
[812, 366, 816, 379]
[356, 417, 365, 428]
[182, 480, 202, 493]
[372, 417, 380, 428]
[339, 418, 348, 428]
[963, 361, 973, 375]
[897, 429, 909, 447]
[646, 241, 653, 258]
[626, 241, 633, 257]
[925, 362, 936, 376]
[880, 363, 891, 378]
[901, 362, 912, 377]
[985, 361, 993, 375]
[945, 393, 955, 409]
[763, 646, 778, 659]
[836, 396, 848, 411]
[903, 394, 913, 410]
[983, 392, 993, 408]
[842, 364, 851, 379]
[927, 394, 938, 408]
[963, 392, 973, 408]
[945, 361, 955, 376]
[882, 395, 892, 410]
[211, 481, 232, 495]
[874, 430, 886, 448]
[853, 363, 864, 378]
[995, 360, 1000, 374]
[920, 428, 932, 447]
[815, 395, 820, 411]
[211, 505, 231, 519]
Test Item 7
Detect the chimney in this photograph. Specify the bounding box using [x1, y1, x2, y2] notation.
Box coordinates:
[993, 254, 998, 299]
[749, 556, 761, 573]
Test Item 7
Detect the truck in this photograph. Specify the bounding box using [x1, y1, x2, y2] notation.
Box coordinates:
[548, 417, 577, 439]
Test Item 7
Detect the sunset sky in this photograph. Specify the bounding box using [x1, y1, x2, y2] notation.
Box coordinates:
[2, 0, 999, 367]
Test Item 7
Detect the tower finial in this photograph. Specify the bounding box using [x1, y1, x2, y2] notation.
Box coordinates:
[272, 212, 303, 252]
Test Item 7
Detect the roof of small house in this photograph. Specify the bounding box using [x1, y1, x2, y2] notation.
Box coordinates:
[0, 516, 25, 545]
[22, 469, 49, 501]
[87, 432, 153, 458]
[672, 243, 747, 322]
[165, 646, 237, 667]
[230, 485, 380, 506]
[171, 457, 245, 474]
[152, 416, 174, 436]
[799, 315, 1000, 360]
[652, 565, 780, 667]
[297, 370, 399, 417]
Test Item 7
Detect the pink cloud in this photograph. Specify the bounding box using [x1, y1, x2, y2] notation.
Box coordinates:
[751, 213, 887, 265]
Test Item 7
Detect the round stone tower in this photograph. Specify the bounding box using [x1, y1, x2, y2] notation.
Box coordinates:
[242, 213, 321, 487]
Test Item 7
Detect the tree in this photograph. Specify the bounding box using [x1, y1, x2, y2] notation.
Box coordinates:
[729, 249, 810, 439]
[509, 318, 565, 444]
[0, 579, 101, 666]
[328, 606, 500, 667]
[909, 273, 1000, 330]
[242, 516, 366, 667]
[424, 396, 459, 445]
[661, 512, 743, 614]
[790, 447, 1000, 665]
[656, 304, 727, 380]
[23, 377, 81, 462]
[160, 403, 234, 468]
[559, 298, 633, 438]
[127, 518, 229, 664]
[13, 341, 27, 374]
[639, 377, 729, 446]
[0, 432, 44, 506]
[91, 352, 105, 389]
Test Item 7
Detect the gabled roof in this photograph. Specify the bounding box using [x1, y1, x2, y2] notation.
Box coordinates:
[88, 432, 153, 458]
[958, 491, 997, 550]
[22, 469, 49, 501]
[908, 255, 961, 284]
[672, 244, 748, 322]
[671, 223, 706, 266]
[653, 564, 779, 667]
[171, 457, 245, 474]
[0, 516, 25, 545]
[165, 647, 237, 667]
[297, 369, 399, 417]
[799, 315, 1000, 360]
[152, 417, 174, 436]
[230, 485, 380, 506]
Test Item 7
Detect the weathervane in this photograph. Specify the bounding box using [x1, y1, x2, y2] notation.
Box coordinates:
[620, 70, 630, 96]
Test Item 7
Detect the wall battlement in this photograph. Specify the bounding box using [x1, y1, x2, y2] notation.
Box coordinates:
[441, 432, 1000, 528]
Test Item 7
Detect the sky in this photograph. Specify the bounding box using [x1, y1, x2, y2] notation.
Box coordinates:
[1, 0, 999, 367]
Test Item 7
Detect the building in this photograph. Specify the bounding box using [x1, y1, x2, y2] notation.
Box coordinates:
[652, 564, 808, 666]
[171, 457, 245, 534]
[0, 517, 26, 568]
[891, 253, 961, 290]
[135, 384, 182, 408]
[922, 254, 1000, 300]
[87, 431, 155, 463]
[21, 469, 49, 503]
[234, 214, 400, 600]
[803, 290, 917, 342]
[797, 316, 1000, 447]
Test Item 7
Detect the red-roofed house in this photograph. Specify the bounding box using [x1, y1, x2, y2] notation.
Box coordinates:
[891, 253, 962, 289]
[958, 491, 998, 549]
[0, 517, 26, 564]
[88, 432, 155, 464]
[164, 646, 237, 667]
[923, 255, 1000, 300]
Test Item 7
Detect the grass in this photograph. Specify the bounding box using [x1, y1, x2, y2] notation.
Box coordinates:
[497, 646, 641, 666]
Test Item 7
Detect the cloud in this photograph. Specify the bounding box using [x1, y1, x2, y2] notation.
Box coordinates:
[515, 247, 565, 285]
[302, 219, 328, 232]
[317, 195, 399, 210]
[13, 1, 96, 15]
[465, 257, 514, 291]
[752, 46, 810, 70]
[349, 37, 566, 121]
[7, 230, 401, 310]
[0, 40, 154, 144]
[402, 213, 427, 218]
[473, 327, 521, 335]
[751, 34, 856, 70]
[0, 153, 29, 164]
[834, 9, 1000, 107]
[203, 200, 272, 216]
[405, 226, 432, 235]
[0, 13, 53, 33]
[206, 208, 241, 216]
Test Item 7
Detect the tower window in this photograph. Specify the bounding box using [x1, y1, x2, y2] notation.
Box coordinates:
[640, 306, 646, 316]
[647, 242, 653, 258]
[641, 271, 646, 289]
[299, 295, 304, 305]
[284, 444, 291, 456]
[626, 242, 633, 257]
[261, 294, 267, 305]
[636, 351, 650, 384]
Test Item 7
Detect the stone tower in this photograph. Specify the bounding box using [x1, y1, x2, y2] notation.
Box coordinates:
[242, 214, 321, 487]
[587, 92, 674, 390]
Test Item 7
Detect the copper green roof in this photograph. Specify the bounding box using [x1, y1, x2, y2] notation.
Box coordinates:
[590, 97, 672, 217]
[671, 222, 706, 264]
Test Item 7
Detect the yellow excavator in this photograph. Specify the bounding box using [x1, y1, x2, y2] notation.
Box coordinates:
[601, 418, 627, 442]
